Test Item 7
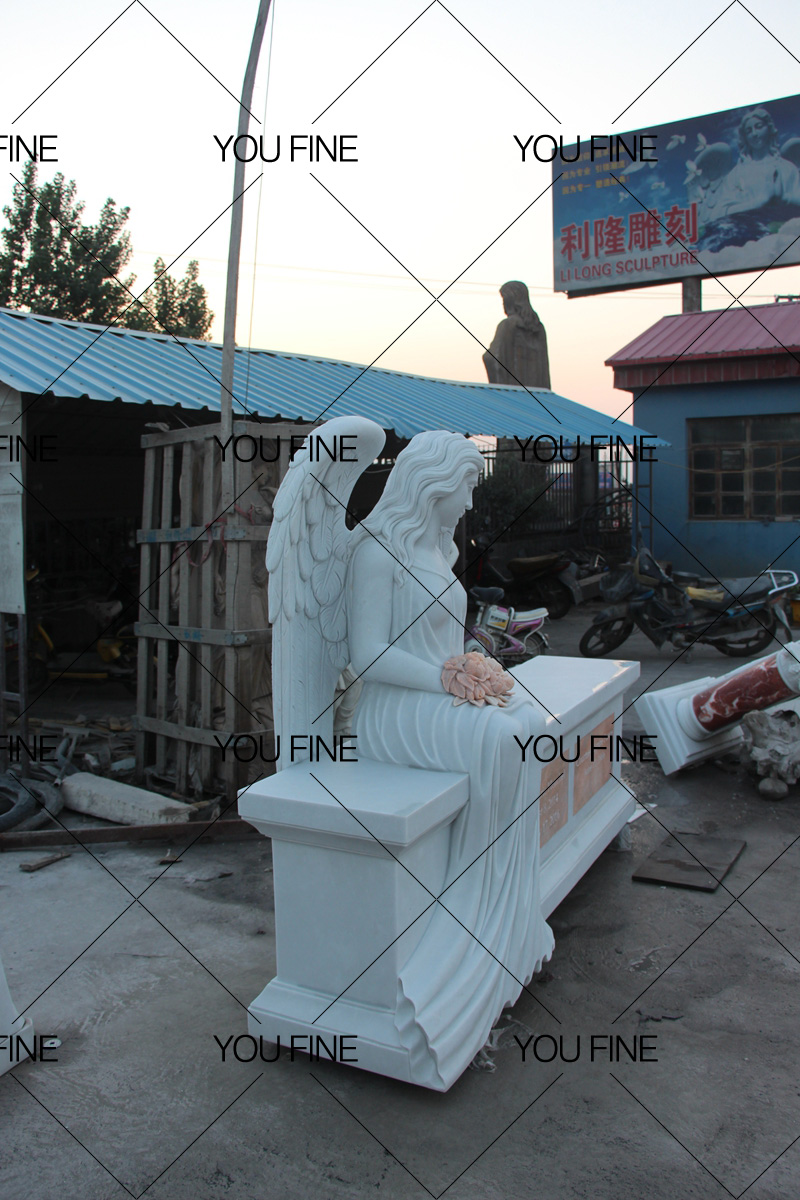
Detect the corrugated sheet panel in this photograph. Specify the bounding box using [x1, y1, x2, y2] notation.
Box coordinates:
[607, 301, 800, 365]
[0, 307, 663, 442]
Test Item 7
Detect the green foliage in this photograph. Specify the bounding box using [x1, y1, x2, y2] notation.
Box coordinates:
[126, 258, 214, 341]
[0, 161, 213, 340]
[470, 453, 552, 541]
[0, 160, 135, 324]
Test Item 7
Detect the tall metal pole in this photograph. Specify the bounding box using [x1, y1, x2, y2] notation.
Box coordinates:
[220, 0, 273, 510]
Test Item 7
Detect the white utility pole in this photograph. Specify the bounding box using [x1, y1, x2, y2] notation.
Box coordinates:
[220, 0, 273, 510]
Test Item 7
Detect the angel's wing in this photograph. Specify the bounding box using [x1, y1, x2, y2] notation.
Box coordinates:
[266, 415, 386, 766]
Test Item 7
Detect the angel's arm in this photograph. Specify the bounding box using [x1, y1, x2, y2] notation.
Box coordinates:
[347, 541, 445, 693]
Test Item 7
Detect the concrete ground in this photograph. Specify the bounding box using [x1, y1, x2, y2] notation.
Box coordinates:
[2, 608, 799, 1198]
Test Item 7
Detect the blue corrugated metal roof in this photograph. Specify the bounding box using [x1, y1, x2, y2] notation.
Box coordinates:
[0, 307, 663, 442]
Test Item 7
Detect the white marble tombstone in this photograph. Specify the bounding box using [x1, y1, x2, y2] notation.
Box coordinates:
[240, 417, 639, 1091]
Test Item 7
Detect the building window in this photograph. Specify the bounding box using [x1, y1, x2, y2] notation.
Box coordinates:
[689, 414, 800, 519]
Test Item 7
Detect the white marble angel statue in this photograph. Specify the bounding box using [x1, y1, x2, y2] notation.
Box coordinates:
[267, 415, 554, 1091]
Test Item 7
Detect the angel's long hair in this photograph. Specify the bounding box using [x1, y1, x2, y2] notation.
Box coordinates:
[354, 430, 485, 581]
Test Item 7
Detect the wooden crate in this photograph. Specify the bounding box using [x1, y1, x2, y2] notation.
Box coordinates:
[134, 420, 315, 802]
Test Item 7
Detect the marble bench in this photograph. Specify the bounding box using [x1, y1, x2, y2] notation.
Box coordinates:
[240, 655, 640, 1089]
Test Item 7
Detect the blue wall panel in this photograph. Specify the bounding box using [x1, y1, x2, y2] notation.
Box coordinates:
[633, 379, 800, 577]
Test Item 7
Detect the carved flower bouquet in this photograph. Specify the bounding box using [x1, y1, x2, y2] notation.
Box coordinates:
[441, 651, 515, 707]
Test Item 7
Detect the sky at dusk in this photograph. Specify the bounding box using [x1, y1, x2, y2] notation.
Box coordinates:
[2, 0, 800, 421]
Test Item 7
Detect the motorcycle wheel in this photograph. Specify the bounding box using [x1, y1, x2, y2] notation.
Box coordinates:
[523, 631, 549, 658]
[502, 632, 550, 668]
[464, 637, 490, 655]
[579, 617, 634, 657]
[538, 580, 572, 620]
[711, 609, 777, 657]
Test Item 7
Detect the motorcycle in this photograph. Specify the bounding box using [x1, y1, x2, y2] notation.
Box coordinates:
[467, 535, 583, 618]
[579, 548, 796, 659]
[465, 586, 549, 664]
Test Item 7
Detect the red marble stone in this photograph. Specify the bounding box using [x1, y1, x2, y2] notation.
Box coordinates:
[692, 654, 796, 733]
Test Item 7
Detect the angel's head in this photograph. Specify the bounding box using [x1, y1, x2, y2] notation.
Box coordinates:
[738, 107, 778, 160]
[360, 430, 484, 572]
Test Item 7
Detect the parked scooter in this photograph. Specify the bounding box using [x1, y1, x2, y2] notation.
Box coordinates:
[505, 552, 581, 618]
[468, 535, 581, 618]
[579, 548, 796, 658]
[465, 586, 549, 664]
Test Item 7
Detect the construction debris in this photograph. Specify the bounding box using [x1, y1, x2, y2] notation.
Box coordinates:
[0, 819, 260, 851]
[110, 756, 137, 774]
[632, 832, 746, 891]
[25, 716, 137, 787]
[61, 773, 199, 826]
[741, 707, 800, 797]
[19, 851, 71, 872]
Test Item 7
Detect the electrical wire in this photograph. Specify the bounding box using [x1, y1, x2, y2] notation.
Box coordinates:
[128, 251, 800, 306]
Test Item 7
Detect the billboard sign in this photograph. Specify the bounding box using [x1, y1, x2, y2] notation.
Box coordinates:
[552, 92, 800, 296]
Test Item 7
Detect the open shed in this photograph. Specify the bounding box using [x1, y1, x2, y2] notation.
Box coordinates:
[1, 308, 659, 797]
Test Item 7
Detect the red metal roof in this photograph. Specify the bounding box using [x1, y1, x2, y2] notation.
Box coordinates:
[606, 301, 800, 366]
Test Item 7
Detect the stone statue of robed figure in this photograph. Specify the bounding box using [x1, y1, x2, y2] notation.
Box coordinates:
[483, 280, 551, 389]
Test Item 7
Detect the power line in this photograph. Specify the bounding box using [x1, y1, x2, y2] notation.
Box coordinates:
[127, 251, 800, 303]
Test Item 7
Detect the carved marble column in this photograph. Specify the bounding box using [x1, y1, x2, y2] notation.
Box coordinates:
[636, 644, 800, 774]
[678, 646, 800, 738]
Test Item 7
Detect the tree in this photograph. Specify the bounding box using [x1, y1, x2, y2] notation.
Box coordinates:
[0, 160, 135, 325]
[0, 161, 214, 340]
[126, 258, 214, 341]
[468, 452, 553, 542]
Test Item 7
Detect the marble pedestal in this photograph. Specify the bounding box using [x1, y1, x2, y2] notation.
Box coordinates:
[0, 944, 33, 1076]
[634, 677, 744, 774]
[240, 656, 639, 1090]
[241, 758, 470, 1083]
[634, 646, 800, 775]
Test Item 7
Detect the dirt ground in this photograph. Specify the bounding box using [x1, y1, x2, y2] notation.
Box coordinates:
[2, 612, 799, 1198]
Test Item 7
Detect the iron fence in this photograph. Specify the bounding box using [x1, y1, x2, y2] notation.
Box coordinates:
[466, 442, 636, 562]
